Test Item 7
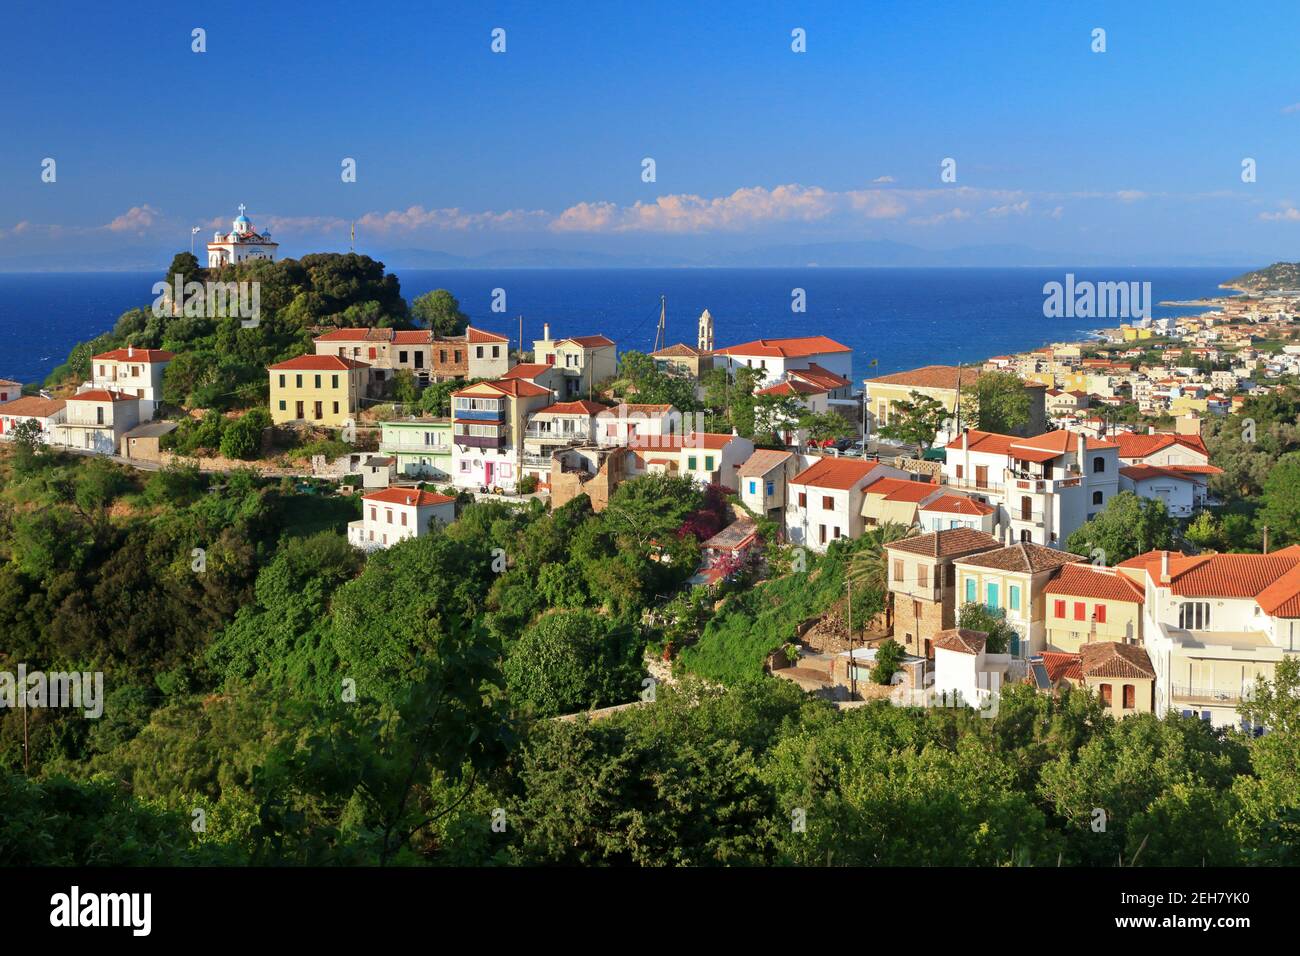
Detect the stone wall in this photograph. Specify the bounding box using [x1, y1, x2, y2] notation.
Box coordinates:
[892, 594, 950, 657]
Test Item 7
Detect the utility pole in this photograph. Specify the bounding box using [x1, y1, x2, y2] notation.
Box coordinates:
[847, 576, 856, 700]
[190, 226, 200, 256]
[22, 678, 29, 774]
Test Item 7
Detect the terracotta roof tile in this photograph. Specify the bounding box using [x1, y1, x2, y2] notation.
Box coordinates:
[791, 457, 883, 491]
[919, 492, 995, 515]
[362, 488, 455, 507]
[737, 449, 794, 477]
[714, 335, 850, 359]
[933, 628, 987, 655]
[1044, 563, 1145, 603]
[1079, 641, 1155, 679]
[91, 348, 174, 363]
[885, 527, 1002, 558]
[269, 355, 370, 371]
[957, 543, 1085, 574]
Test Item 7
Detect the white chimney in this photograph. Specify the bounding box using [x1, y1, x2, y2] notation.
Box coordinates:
[128, 345, 134, 358]
[1160, 550, 1170, 583]
[543, 322, 551, 342]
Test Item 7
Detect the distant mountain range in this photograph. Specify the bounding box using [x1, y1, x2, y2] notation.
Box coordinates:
[1223, 261, 1300, 292]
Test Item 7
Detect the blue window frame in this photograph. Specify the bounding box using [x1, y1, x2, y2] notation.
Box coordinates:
[749, 480, 757, 494]
[986, 583, 999, 609]
[1009, 585, 1021, 611]
[766, 480, 774, 496]
[965, 578, 975, 603]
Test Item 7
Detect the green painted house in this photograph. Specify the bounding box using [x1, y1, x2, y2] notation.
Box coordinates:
[379, 417, 453, 480]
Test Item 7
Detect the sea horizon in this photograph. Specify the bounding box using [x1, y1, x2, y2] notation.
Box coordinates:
[0, 265, 1240, 387]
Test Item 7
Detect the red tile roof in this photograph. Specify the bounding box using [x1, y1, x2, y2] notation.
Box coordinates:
[714, 335, 851, 359]
[561, 334, 615, 348]
[756, 379, 825, 397]
[1044, 563, 1145, 603]
[790, 457, 883, 491]
[1113, 431, 1209, 461]
[500, 363, 552, 380]
[885, 527, 1002, 558]
[957, 543, 1085, 574]
[1079, 641, 1155, 679]
[69, 388, 137, 403]
[791, 363, 852, 389]
[467, 327, 509, 343]
[362, 488, 455, 507]
[91, 347, 174, 363]
[269, 355, 370, 371]
[865, 476, 941, 503]
[920, 492, 995, 516]
[1122, 549, 1300, 611]
[1041, 651, 1083, 682]
[933, 628, 987, 655]
[946, 428, 1118, 458]
[533, 400, 607, 416]
[456, 379, 550, 399]
[0, 396, 65, 417]
[1119, 464, 1199, 484]
[313, 327, 394, 342]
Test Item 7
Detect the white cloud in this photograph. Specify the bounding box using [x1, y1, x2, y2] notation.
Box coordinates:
[872, 175, 895, 184]
[1260, 207, 1300, 221]
[1282, 102, 1300, 114]
[106, 204, 161, 233]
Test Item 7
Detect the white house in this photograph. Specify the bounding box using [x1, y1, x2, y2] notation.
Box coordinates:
[0, 379, 19, 403]
[626, 432, 755, 491]
[55, 389, 141, 454]
[0, 396, 67, 444]
[931, 627, 1010, 713]
[347, 487, 456, 551]
[785, 457, 909, 551]
[944, 429, 1120, 547]
[712, 335, 853, 384]
[596, 403, 685, 446]
[89, 346, 173, 419]
[737, 449, 800, 522]
[918, 492, 998, 534]
[1119, 548, 1300, 730]
[1118, 465, 1198, 518]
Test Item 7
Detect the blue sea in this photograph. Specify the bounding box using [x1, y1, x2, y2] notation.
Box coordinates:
[0, 267, 1238, 386]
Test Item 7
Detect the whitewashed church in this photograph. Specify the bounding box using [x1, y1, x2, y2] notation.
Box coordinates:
[207, 205, 279, 267]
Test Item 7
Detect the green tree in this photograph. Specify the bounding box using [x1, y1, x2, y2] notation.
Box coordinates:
[878, 390, 948, 456]
[956, 602, 1018, 654]
[503, 610, 643, 717]
[1064, 491, 1179, 564]
[871, 637, 906, 684]
[1257, 452, 1300, 546]
[220, 408, 271, 460]
[963, 371, 1030, 434]
[411, 289, 469, 336]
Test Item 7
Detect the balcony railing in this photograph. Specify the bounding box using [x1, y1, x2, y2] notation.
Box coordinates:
[454, 407, 504, 421]
[521, 453, 554, 468]
[1171, 684, 1246, 705]
[524, 427, 590, 443]
[455, 434, 504, 449]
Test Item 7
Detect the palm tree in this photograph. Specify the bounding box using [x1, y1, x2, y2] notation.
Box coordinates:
[847, 521, 912, 631]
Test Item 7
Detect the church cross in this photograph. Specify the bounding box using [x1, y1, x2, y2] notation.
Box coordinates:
[238, 203, 246, 216]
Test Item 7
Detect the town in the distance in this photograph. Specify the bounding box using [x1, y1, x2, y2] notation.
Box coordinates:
[3, 206, 1300, 735]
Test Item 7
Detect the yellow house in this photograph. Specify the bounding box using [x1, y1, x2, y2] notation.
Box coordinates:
[268, 355, 370, 427]
[1170, 395, 1209, 417]
[953, 543, 1084, 657]
[1121, 325, 1155, 341]
[1042, 563, 1145, 653]
[1080, 641, 1157, 717]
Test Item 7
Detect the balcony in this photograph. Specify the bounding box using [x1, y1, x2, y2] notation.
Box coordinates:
[1171, 684, 1246, 705]
[455, 433, 504, 450]
[522, 453, 555, 468]
[524, 426, 590, 444]
[1009, 509, 1046, 526]
[454, 407, 504, 421]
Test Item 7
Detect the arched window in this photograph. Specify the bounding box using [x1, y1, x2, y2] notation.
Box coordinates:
[1092, 490, 1104, 505]
[1093, 456, 1105, 473]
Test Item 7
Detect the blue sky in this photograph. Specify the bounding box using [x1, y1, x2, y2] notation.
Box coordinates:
[3, 0, 1300, 268]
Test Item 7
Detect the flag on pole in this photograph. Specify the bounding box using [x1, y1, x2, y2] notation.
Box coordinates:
[350, 221, 355, 251]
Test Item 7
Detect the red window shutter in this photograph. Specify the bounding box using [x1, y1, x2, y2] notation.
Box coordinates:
[1054, 599, 1066, 618]
[1074, 602, 1086, 621]
[369, 347, 377, 359]
[1095, 604, 1107, 623]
